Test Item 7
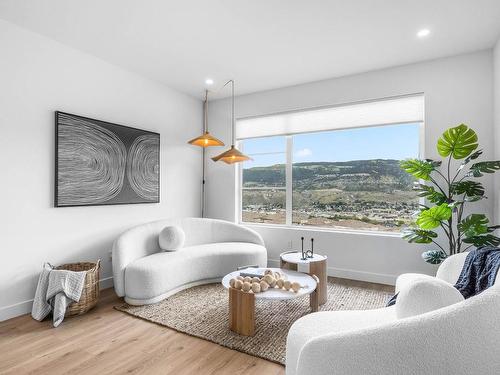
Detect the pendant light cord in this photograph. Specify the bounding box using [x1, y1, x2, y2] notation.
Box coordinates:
[231, 80, 235, 145]
[204, 90, 208, 133]
[219, 79, 235, 146]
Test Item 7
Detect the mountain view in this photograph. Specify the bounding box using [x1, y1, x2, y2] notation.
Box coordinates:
[242, 159, 418, 232]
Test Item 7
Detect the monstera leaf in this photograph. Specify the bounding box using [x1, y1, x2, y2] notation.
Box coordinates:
[413, 184, 447, 204]
[463, 234, 500, 247]
[468, 161, 500, 177]
[402, 228, 438, 244]
[462, 149, 483, 166]
[400, 159, 436, 181]
[422, 250, 448, 265]
[437, 124, 478, 159]
[416, 203, 452, 229]
[458, 214, 489, 237]
[451, 181, 485, 197]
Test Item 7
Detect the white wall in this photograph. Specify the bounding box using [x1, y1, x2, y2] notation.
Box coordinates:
[206, 50, 494, 285]
[494, 38, 500, 223]
[0, 20, 203, 320]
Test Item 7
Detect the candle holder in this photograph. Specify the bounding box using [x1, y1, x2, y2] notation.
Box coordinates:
[300, 237, 307, 260]
[306, 238, 314, 258]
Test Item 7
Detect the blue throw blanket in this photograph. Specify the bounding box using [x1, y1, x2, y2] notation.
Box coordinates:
[454, 246, 500, 298]
[387, 246, 500, 306]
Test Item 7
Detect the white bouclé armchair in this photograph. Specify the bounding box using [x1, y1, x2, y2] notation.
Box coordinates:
[286, 252, 500, 375]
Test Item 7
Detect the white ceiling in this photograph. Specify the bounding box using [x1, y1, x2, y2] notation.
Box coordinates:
[1, 0, 500, 98]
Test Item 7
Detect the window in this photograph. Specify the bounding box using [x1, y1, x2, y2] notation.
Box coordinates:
[241, 136, 287, 224]
[238, 95, 423, 233]
[291, 124, 420, 231]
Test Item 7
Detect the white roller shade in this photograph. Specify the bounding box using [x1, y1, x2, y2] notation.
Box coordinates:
[236, 94, 424, 140]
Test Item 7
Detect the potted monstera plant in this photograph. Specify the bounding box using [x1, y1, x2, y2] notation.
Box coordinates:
[400, 124, 500, 264]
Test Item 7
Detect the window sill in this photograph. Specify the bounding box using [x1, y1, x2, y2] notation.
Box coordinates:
[240, 221, 403, 238]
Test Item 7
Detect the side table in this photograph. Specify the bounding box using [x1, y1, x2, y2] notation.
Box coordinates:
[280, 251, 328, 306]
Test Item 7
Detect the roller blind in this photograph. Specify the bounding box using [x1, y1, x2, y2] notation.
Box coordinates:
[236, 94, 424, 140]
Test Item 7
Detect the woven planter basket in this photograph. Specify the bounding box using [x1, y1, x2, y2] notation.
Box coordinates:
[55, 260, 100, 317]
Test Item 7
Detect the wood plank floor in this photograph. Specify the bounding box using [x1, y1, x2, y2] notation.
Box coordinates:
[0, 279, 393, 375]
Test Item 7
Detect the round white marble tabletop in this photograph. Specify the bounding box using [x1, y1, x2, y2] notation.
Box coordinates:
[221, 267, 317, 300]
[281, 252, 327, 264]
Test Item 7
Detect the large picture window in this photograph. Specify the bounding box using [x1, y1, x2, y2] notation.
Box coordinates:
[238, 95, 423, 233]
[241, 136, 287, 224]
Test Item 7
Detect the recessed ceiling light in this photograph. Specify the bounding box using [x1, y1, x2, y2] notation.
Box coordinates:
[417, 29, 431, 38]
[205, 78, 214, 85]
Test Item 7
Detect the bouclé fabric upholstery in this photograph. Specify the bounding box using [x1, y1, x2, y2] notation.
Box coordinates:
[395, 276, 464, 319]
[158, 225, 185, 251]
[286, 253, 500, 375]
[112, 218, 267, 305]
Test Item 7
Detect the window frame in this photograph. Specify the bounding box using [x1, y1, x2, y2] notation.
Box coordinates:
[237, 117, 424, 235]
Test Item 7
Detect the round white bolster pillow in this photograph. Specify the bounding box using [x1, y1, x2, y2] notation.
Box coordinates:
[396, 276, 464, 319]
[158, 225, 185, 251]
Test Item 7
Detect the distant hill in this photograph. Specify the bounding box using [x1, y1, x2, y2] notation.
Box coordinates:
[243, 159, 415, 193]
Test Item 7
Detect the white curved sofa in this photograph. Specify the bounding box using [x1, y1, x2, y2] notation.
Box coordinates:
[112, 218, 267, 305]
[286, 253, 500, 375]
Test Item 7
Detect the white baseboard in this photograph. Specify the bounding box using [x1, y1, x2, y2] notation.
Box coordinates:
[268, 259, 396, 286]
[0, 276, 114, 322]
[99, 276, 114, 290]
[0, 299, 34, 322]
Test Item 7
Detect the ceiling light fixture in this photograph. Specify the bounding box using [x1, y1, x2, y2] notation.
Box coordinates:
[187, 89, 224, 217]
[187, 90, 224, 148]
[417, 28, 430, 38]
[211, 80, 252, 164]
[205, 78, 214, 85]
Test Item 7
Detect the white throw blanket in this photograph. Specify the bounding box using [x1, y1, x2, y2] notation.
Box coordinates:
[31, 263, 86, 327]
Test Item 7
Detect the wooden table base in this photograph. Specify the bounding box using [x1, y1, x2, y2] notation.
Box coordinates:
[309, 260, 327, 305]
[229, 282, 319, 337]
[281, 257, 328, 306]
[229, 288, 255, 336]
[310, 286, 319, 312]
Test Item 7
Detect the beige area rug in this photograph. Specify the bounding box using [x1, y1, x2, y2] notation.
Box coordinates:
[115, 279, 393, 365]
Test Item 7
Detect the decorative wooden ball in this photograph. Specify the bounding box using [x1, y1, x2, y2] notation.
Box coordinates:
[251, 282, 261, 293]
[276, 279, 285, 289]
[269, 278, 277, 288]
[242, 281, 252, 292]
[234, 280, 243, 290]
[264, 269, 274, 275]
[291, 281, 301, 293]
[263, 274, 274, 285]
[283, 280, 292, 291]
[236, 275, 244, 281]
[251, 277, 261, 283]
[229, 278, 236, 288]
[243, 276, 252, 283]
[260, 280, 269, 292]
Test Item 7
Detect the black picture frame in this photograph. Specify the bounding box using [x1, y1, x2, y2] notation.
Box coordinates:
[55, 111, 160, 207]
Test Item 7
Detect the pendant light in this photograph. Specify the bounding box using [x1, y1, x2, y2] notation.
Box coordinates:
[211, 80, 251, 164]
[188, 89, 223, 218]
[187, 90, 224, 147]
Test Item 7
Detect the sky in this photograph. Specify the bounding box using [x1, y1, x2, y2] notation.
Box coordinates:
[241, 123, 421, 168]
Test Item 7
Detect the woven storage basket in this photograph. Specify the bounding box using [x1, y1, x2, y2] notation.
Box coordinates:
[55, 260, 100, 317]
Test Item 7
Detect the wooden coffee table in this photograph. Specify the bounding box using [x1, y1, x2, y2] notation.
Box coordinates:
[222, 268, 318, 336]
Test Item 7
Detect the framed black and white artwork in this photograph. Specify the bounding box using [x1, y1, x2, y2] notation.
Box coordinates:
[55, 111, 160, 207]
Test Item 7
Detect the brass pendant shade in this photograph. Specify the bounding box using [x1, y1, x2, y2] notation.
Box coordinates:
[211, 145, 251, 164]
[211, 79, 251, 164]
[188, 90, 224, 148]
[187, 131, 224, 147]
